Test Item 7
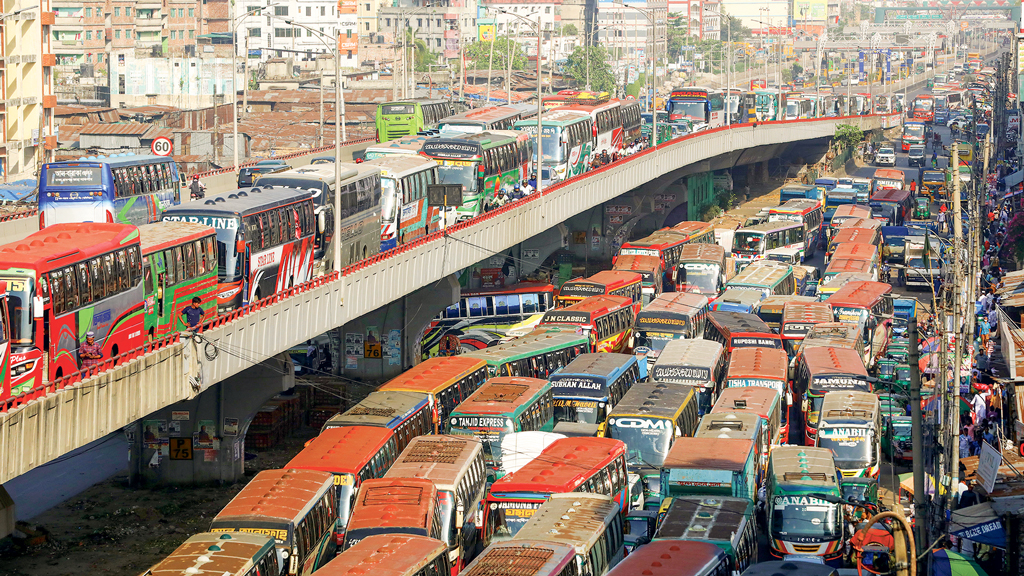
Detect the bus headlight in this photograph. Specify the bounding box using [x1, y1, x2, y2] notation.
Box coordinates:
[12, 360, 35, 376]
[218, 287, 241, 299]
[281, 549, 290, 559]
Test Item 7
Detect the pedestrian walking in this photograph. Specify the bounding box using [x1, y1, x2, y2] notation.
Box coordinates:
[979, 315, 991, 349]
[79, 331, 103, 368]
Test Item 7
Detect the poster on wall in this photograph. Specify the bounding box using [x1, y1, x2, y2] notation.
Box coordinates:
[194, 420, 216, 450]
[386, 330, 402, 366]
[142, 420, 167, 450]
[365, 326, 382, 358]
[345, 333, 363, 369]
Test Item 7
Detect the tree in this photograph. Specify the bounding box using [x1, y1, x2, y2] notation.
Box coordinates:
[625, 73, 646, 98]
[464, 36, 528, 72]
[720, 11, 751, 42]
[405, 29, 437, 73]
[834, 124, 863, 150]
[566, 45, 616, 91]
[561, 23, 578, 37]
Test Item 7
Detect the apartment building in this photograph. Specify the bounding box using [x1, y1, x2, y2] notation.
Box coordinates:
[3, 2, 57, 181]
[378, 0, 477, 59]
[236, 0, 356, 67]
[595, 0, 667, 62]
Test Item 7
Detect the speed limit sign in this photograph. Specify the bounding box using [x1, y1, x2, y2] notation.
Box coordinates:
[151, 136, 173, 156]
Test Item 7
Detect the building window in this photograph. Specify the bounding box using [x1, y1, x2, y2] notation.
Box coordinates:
[248, 27, 261, 37]
[545, 6, 550, 12]
[189, 7, 194, 17]
[85, 7, 92, 17]
[126, 7, 131, 17]
[436, 18, 440, 26]
[306, 6, 311, 16]
[98, 54, 103, 63]
[416, 18, 421, 26]
[86, 30, 92, 40]
[306, 28, 312, 36]
[113, 7, 119, 16]
[115, 29, 121, 38]
[169, 30, 174, 39]
[364, 22, 369, 30]
[385, 17, 390, 26]
[321, 6, 325, 16]
[189, 30, 194, 38]
[274, 6, 288, 16]
[436, 38, 441, 47]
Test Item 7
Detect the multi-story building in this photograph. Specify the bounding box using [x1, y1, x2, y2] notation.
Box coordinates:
[236, 0, 355, 67]
[595, 0, 667, 64]
[3, 3, 57, 181]
[720, 0, 787, 38]
[378, 0, 477, 59]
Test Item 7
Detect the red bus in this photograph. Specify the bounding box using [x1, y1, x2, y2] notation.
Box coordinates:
[342, 478, 443, 551]
[703, 310, 782, 354]
[317, 535, 450, 576]
[616, 229, 689, 278]
[830, 241, 879, 268]
[483, 436, 629, 542]
[0, 223, 144, 400]
[826, 280, 893, 367]
[723, 346, 790, 440]
[911, 94, 934, 122]
[825, 227, 881, 261]
[870, 187, 912, 225]
[556, 270, 642, 315]
[828, 204, 872, 235]
[540, 295, 635, 353]
[794, 346, 870, 445]
[669, 221, 716, 245]
[780, 301, 834, 358]
[611, 254, 664, 305]
[286, 426, 400, 546]
[379, 357, 488, 434]
[553, 99, 623, 157]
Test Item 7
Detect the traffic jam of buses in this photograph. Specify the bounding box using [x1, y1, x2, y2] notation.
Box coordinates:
[0, 32, 1015, 576]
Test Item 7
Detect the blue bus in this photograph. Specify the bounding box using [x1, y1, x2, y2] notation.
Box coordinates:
[710, 288, 764, 314]
[39, 154, 181, 228]
[549, 353, 646, 437]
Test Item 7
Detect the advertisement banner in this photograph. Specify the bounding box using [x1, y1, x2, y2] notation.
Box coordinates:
[479, 24, 495, 42]
[338, 32, 358, 52]
[793, 0, 827, 20]
[338, 0, 356, 14]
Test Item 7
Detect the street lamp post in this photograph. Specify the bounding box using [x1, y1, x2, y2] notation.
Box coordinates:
[232, 4, 276, 171]
[499, 9, 543, 197]
[614, 1, 660, 145]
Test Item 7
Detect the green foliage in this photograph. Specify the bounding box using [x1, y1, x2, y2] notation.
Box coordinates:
[792, 62, 803, 76]
[701, 204, 722, 222]
[834, 124, 863, 150]
[464, 36, 528, 72]
[625, 73, 646, 98]
[1003, 213, 1024, 265]
[566, 45, 616, 92]
[406, 29, 438, 72]
[561, 23, 578, 36]
[720, 11, 751, 42]
[717, 190, 734, 211]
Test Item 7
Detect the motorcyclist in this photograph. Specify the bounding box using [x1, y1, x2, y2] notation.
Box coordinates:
[189, 175, 205, 200]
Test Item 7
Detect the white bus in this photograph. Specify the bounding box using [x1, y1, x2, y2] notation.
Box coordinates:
[513, 493, 625, 576]
[514, 110, 595, 184]
[365, 155, 441, 252]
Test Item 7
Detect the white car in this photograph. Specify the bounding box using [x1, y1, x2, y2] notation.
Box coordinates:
[874, 147, 896, 167]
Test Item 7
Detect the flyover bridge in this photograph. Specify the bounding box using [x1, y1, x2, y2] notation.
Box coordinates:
[0, 111, 892, 484]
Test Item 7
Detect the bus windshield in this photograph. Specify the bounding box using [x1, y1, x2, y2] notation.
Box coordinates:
[215, 225, 242, 282]
[436, 160, 478, 192]
[771, 497, 842, 541]
[539, 126, 564, 162]
[668, 100, 705, 121]
[817, 427, 875, 469]
[1, 276, 33, 346]
[786, 102, 799, 117]
[448, 420, 514, 468]
[904, 124, 925, 138]
[733, 231, 763, 252]
[913, 99, 933, 110]
[610, 419, 673, 467]
[677, 262, 721, 293]
[381, 178, 399, 222]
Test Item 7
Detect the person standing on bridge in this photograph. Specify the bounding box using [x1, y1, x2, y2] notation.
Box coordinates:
[79, 331, 103, 369]
[182, 297, 206, 331]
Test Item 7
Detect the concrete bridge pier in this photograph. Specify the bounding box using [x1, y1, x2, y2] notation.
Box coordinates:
[127, 353, 295, 486]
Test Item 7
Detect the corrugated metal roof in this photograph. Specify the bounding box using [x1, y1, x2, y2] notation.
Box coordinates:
[78, 123, 152, 136]
[119, 105, 181, 116]
[55, 104, 117, 116]
[144, 126, 174, 140]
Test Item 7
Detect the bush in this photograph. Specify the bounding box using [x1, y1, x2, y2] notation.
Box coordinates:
[701, 204, 722, 222]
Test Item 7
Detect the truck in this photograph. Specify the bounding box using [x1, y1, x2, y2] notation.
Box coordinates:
[904, 241, 943, 290]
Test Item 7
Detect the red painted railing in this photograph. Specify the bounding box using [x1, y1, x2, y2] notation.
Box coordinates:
[0, 114, 878, 413]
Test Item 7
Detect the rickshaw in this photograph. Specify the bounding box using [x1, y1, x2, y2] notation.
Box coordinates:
[913, 197, 931, 220]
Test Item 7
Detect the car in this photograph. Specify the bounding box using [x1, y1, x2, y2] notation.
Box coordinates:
[976, 123, 991, 138]
[946, 116, 968, 129]
[237, 164, 290, 187]
[907, 145, 925, 167]
[310, 156, 335, 165]
[874, 146, 896, 167]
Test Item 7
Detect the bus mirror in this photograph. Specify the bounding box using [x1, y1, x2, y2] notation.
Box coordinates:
[318, 211, 326, 233]
[33, 296, 43, 318]
[236, 240, 246, 254]
[288, 550, 298, 575]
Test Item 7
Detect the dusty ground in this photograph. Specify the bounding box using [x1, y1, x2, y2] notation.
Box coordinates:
[0, 427, 318, 576]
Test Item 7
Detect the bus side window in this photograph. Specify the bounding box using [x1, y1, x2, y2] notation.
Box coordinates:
[51, 270, 64, 316]
[90, 258, 104, 302]
[78, 263, 92, 306]
[184, 242, 197, 279]
[65, 266, 79, 310]
[173, 247, 185, 285]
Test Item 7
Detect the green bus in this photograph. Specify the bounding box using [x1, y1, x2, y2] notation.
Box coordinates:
[755, 90, 782, 121]
[766, 446, 844, 564]
[375, 98, 454, 142]
[513, 109, 594, 184]
[446, 376, 555, 477]
[420, 130, 533, 222]
[460, 331, 589, 379]
[138, 221, 218, 338]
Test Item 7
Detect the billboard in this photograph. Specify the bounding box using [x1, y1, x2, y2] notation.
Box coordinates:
[338, 0, 356, 14]
[338, 30, 358, 52]
[479, 23, 495, 42]
[793, 0, 827, 21]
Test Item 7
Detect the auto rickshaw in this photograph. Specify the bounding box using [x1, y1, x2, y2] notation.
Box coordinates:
[913, 197, 931, 220]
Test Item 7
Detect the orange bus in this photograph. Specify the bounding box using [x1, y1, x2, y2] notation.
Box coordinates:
[556, 270, 643, 315]
[286, 427, 400, 546]
[794, 346, 871, 445]
[612, 254, 664, 305]
[704, 310, 783, 353]
[669, 221, 716, 245]
[211, 469, 337, 576]
[321, 390, 433, 453]
[825, 228, 881, 261]
[379, 357, 489, 433]
[823, 256, 877, 284]
[780, 301, 834, 358]
[712, 386, 784, 470]
[616, 229, 690, 278]
[342, 478, 443, 551]
[316, 535, 450, 576]
[826, 280, 893, 367]
[836, 217, 881, 231]
[539, 295, 635, 353]
[483, 437, 629, 542]
[723, 346, 790, 441]
[829, 204, 872, 233]
[830, 241, 879, 270]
